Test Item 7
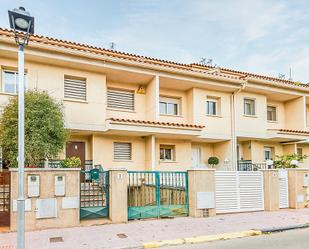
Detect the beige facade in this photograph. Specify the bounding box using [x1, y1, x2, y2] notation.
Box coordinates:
[0, 28, 309, 171]
[287, 169, 309, 209]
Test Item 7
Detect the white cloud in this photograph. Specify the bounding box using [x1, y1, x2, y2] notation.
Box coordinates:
[0, 0, 308, 82]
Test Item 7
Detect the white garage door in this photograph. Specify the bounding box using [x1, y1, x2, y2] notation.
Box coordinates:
[215, 171, 264, 214]
[279, 170, 289, 209]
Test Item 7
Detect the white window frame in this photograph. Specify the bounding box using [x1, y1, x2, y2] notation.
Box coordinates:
[113, 142, 132, 161]
[159, 96, 180, 116]
[206, 96, 220, 116]
[244, 98, 256, 116]
[297, 147, 303, 157]
[160, 145, 175, 162]
[2, 69, 27, 94]
[264, 147, 273, 160]
[267, 106, 277, 121]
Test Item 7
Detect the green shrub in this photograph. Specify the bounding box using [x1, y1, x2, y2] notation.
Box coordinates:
[208, 157, 219, 167]
[60, 157, 81, 168]
[0, 90, 67, 167]
[274, 154, 307, 168]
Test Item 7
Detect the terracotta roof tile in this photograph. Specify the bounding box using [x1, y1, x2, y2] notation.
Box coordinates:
[273, 129, 309, 135]
[0, 27, 308, 88]
[108, 118, 205, 129]
[191, 63, 309, 88]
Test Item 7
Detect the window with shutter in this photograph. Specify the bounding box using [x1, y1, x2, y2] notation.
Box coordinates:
[107, 88, 134, 110]
[113, 142, 132, 160]
[64, 76, 86, 101]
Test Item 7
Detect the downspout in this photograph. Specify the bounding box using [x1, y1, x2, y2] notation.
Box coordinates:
[231, 80, 247, 170]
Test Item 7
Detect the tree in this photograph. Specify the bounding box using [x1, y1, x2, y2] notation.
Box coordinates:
[0, 90, 67, 167]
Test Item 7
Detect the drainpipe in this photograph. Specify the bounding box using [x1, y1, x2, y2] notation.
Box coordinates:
[231, 81, 247, 170]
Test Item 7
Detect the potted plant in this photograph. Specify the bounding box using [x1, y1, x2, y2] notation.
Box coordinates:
[208, 156, 219, 168]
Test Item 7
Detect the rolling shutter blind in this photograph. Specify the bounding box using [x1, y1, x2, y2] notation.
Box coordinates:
[215, 171, 264, 213]
[238, 171, 264, 211]
[114, 142, 132, 160]
[64, 77, 86, 101]
[215, 171, 239, 213]
[107, 89, 134, 110]
[279, 170, 289, 208]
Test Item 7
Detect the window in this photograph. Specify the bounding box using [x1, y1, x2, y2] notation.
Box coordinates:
[206, 96, 220, 116]
[264, 147, 273, 160]
[107, 88, 134, 111]
[64, 76, 87, 101]
[267, 106, 277, 121]
[297, 148, 303, 157]
[159, 97, 180, 115]
[2, 70, 26, 94]
[244, 98, 255, 116]
[113, 142, 132, 160]
[160, 145, 175, 161]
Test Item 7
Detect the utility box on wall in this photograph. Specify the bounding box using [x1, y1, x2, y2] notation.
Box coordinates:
[28, 175, 40, 197]
[287, 169, 309, 209]
[54, 175, 66, 196]
[10, 168, 81, 232]
[36, 198, 57, 219]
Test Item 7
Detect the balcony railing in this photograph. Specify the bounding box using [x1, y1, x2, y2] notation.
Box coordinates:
[237, 160, 272, 171]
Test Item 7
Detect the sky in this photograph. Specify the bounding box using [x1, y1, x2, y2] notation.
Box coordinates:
[0, 0, 309, 83]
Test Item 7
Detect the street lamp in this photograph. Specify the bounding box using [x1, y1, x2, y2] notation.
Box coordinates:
[8, 6, 34, 249]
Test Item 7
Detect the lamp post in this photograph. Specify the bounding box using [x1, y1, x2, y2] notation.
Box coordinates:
[8, 7, 34, 249]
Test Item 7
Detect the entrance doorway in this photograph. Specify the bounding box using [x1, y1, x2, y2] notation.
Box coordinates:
[66, 142, 86, 170]
[191, 146, 202, 168]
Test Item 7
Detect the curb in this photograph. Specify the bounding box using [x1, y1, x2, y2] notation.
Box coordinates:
[143, 230, 262, 249]
[260, 223, 309, 233]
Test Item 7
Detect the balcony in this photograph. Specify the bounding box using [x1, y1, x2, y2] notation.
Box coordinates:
[237, 160, 270, 171]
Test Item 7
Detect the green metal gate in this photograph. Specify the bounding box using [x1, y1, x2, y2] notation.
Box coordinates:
[80, 169, 109, 220]
[128, 171, 188, 220]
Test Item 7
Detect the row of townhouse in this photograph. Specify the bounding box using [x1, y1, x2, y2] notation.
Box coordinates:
[0, 28, 309, 171]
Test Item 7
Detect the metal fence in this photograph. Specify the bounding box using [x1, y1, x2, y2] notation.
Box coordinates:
[127, 171, 188, 220]
[237, 160, 269, 171]
[80, 169, 109, 220]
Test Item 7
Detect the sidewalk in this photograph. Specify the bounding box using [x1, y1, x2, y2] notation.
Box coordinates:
[1, 209, 309, 249]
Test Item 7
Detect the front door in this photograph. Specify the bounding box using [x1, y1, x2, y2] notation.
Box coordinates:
[191, 147, 201, 168]
[66, 142, 86, 170]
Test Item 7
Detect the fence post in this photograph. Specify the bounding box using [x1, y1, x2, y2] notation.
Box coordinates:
[261, 170, 279, 211]
[155, 172, 160, 218]
[287, 169, 309, 209]
[109, 169, 128, 223]
[188, 169, 216, 217]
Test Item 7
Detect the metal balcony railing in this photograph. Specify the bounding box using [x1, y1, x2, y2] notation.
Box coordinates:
[237, 160, 272, 171]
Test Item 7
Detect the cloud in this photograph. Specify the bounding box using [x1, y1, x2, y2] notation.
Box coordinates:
[0, 0, 308, 82]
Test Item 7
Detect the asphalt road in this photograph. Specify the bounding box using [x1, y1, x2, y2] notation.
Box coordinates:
[162, 228, 309, 249]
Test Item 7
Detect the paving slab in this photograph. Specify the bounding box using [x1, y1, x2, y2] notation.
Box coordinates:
[0, 209, 309, 249]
